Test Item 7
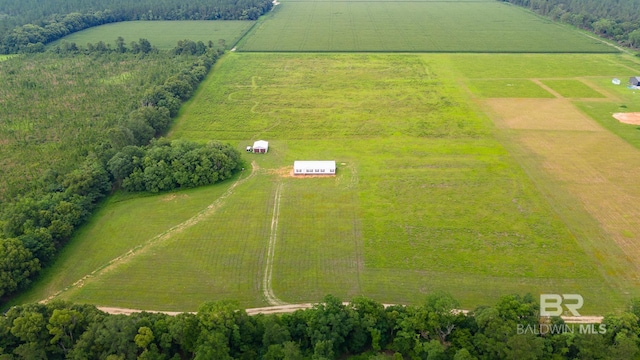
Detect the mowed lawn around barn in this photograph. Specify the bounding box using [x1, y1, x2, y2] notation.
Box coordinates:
[237, 1, 616, 52]
[49, 20, 254, 50]
[20, 53, 640, 313]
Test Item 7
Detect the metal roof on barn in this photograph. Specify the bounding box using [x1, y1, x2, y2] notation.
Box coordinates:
[253, 140, 269, 149]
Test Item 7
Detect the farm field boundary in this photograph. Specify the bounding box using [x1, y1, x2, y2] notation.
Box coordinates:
[50, 20, 255, 50]
[464, 53, 640, 307]
[14, 52, 640, 314]
[96, 304, 604, 324]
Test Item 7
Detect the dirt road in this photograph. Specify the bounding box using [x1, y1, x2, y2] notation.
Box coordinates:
[97, 304, 604, 323]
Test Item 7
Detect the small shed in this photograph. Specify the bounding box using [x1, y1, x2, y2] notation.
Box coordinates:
[294, 161, 336, 175]
[253, 140, 269, 153]
[630, 77, 640, 86]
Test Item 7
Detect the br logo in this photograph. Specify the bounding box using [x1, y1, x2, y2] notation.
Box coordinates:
[540, 294, 584, 317]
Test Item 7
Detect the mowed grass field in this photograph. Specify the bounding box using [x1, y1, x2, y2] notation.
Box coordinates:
[463, 54, 640, 307]
[237, 1, 616, 52]
[19, 53, 640, 313]
[49, 20, 254, 50]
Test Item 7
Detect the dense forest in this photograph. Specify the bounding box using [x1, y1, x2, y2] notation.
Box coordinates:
[1, 294, 639, 359]
[0, 0, 272, 53]
[0, 41, 242, 302]
[0, 0, 275, 306]
[501, 0, 640, 48]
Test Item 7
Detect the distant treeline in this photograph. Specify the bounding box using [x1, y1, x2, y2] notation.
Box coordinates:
[0, 42, 242, 301]
[2, 294, 640, 359]
[500, 0, 640, 49]
[0, 0, 272, 53]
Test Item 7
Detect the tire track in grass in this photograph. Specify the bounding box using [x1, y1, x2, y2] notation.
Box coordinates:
[263, 181, 286, 305]
[41, 161, 259, 304]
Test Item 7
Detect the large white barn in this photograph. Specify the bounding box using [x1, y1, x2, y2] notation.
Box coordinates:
[253, 140, 269, 153]
[294, 161, 336, 175]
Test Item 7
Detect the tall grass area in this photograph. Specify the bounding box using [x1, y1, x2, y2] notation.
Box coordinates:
[17, 53, 632, 313]
[49, 21, 254, 50]
[0, 52, 196, 199]
[237, 1, 616, 52]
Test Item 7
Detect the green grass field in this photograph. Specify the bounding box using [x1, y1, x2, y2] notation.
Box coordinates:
[541, 79, 606, 98]
[12, 0, 640, 314]
[466, 79, 554, 98]
[18, 53, 640, 314]
[237, 1, 616, 52]
[49, 20, 254, 50]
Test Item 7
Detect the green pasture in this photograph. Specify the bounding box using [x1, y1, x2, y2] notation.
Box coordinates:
[577, 101, 640, 150]
[541, 79, 606, 98]
[50, 20, 254, 50]
[237, 1, 616, 52]
[9, 179, 241, 306]
[451, 54, 633, 78]
[466, 79, 553, 98]
[21, 53, 640, 314]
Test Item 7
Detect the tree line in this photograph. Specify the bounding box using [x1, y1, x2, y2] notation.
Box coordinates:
[0, 41, 203, 201]
[110, 139, 242, 193]
[1, 294, 640, 359]
[0, 0, 272, 53]
[500, 0, 640, 49]
[0, 42, 242, 302]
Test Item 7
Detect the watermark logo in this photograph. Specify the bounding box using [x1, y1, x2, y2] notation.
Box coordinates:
[540, 294, 583, 317]
[515, 294, 606, 335]
[517, 323, 607, 335]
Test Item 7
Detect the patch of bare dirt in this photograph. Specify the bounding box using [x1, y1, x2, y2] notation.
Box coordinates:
[613, 112, 640, 125]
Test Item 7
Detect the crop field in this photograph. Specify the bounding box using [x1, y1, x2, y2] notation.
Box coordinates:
[237, 1, 616, 52]
[19, 53, 640, 314]
[49, 20, 254, 50]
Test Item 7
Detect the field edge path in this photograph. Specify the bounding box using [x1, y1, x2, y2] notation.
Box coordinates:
[96, 304, 604, 324]
[40, 162, 259, 304]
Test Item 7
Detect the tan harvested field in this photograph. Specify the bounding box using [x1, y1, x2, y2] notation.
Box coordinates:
[483, 95, 640, 290]
[486, 98, 602, 131]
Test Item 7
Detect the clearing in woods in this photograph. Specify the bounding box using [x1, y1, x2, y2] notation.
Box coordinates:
[17, 53, 640, 314]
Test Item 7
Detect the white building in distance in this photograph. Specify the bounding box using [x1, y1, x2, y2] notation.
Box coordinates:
[294, 161, 336, 175]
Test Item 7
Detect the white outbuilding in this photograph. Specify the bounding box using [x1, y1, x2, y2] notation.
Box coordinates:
[253, 140, 269, 153]
[293, 161, 336, 175]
